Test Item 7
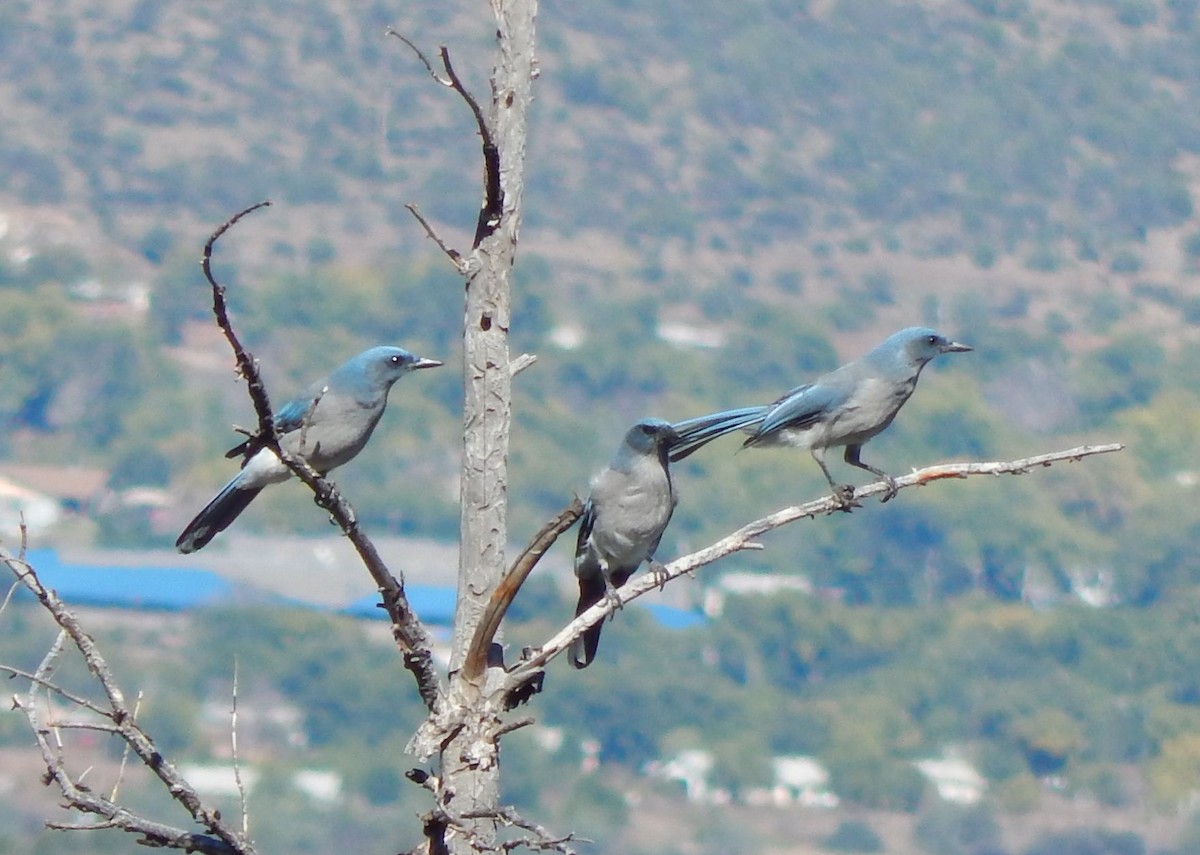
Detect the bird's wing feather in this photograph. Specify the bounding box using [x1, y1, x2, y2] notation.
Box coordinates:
[222, 385, 323, 461]
[756, 382, 848, 438]
[575, 497, 598, 561]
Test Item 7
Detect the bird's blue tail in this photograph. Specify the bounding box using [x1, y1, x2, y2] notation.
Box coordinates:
[668, 406, 769, 462]
[176, 477, 263, 554]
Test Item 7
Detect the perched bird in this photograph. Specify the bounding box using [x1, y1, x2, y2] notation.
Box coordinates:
[570, 418, 679, 669]
[669, 327, 971, 502]
[176, 346, 442, 553]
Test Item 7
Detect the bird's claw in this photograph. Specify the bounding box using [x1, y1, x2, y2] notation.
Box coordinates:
[603, 585, 623, 617]
[879, 476, 899, 503]
[833, 484, 859, 511]
[649, 560, 670, 591]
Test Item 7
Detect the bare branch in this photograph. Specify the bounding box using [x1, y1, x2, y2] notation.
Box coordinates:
[386, 28, 454, 86]
[200, 201, 274, 439]
[296, 387, 326, 458]
[3, 666, 111, 714]
[1, 578, 19, 616]
[462, 500, 583, 681]
[3, 555, 253, 854]
[200, 206, 444, 711]
[493, 716, 534, 739]
[231, 659, 250, 839]
[406, 203, 469, 273]
[435, 45, 503, 246]
[512, 443, 1125, 675]
[387, 30, 501, 247]
[109, 691, 143, 802]
[509, 353, 537, 376]
[45, 721, 123, 735]
[460, 806, 583, 855]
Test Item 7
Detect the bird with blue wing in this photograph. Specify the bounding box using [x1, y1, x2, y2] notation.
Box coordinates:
[570, 418, 680, 669]
[669, 327, 971, 504]
[176, 345, 442, 553]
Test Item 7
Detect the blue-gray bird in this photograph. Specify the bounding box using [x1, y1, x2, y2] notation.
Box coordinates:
[670, 327, 971, 502]
[570, 418, 679, 669]
[176, 346, 442, 553]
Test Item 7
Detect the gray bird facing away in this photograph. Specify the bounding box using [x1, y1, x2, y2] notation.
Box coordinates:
[669, 327, 971, 504]
[176, 346, 442, 554]
[570, 418, 679, 669]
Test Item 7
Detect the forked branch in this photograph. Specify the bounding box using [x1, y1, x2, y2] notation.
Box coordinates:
[199, 204, 443, 711]
[2, 548, 253, 855]
[387, 30, 502, 247]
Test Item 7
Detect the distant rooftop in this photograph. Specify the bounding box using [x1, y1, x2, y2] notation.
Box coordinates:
[18, 549, 239, 611]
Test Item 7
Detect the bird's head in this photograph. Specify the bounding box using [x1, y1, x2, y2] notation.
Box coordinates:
[622, 418, 679, 455]
[891, 327, 972, 366]
[359, 346, 443, 387]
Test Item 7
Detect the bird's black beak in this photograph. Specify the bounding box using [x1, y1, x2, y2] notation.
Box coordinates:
[413, 357, 444, 370]
[941, 341, 972, 353]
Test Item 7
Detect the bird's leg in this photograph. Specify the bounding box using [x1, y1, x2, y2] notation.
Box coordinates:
[648, 559, 670, 591]
[812, 449, 857, 510]
[599, 563, 623, 617]
[844, 445, 898, 502]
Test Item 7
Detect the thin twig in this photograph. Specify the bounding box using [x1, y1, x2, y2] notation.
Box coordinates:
[385, 28, 453, 86]
[3, 666, 110, 714]
[1, 579, 18, 616]
[297, 387, 326, 458]
[387, 30, 501, 247]
[512, 443, 1125, 676]
[231, 658, 250, 839]
[201, 201, 274, 438]
[406, 203, 468, 273]
[459, 806, 583, 855]
[46, 721, 123, 734]
[109, 690, 142, 802]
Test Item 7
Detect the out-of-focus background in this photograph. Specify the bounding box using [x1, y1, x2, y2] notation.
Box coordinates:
[2, 1, 1200, 853]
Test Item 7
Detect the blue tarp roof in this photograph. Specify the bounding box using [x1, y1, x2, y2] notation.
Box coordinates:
[12, 551, 707, 630]
[342, 588, 706, 630]
[18, 549, 235, 611]
[342, 586, 459, 625]
[642, 603, 707, 630]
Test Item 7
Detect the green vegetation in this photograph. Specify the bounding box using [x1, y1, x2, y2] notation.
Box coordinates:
[5, 585, 1200, 851]
[3, 0, 1200, 850]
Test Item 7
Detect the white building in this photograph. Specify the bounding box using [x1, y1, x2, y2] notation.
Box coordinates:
[915, 755, 987, 805]
[771, 755, 840, 808]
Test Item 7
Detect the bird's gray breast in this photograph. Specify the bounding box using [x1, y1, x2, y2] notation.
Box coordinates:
[280, 394, 386, 472]
[587, 457, 676, 570]
[828, 375, 918, 445]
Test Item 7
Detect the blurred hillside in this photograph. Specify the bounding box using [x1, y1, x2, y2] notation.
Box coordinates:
[8, 3, 1200, 852]
[0, 0, 1197, 598]
[4, 0, 1200, 330]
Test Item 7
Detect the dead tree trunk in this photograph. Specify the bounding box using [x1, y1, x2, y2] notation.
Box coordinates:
[443, 0, 538, 850]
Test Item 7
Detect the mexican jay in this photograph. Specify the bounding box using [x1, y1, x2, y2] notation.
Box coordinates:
[176, 345, 441, 553]
[570, 418, 679, 669]
[669, 327, 971, 502]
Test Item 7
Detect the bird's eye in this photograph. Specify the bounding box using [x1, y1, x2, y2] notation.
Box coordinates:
[926, 335, 938, 345]
[390, 355, 402, 364]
